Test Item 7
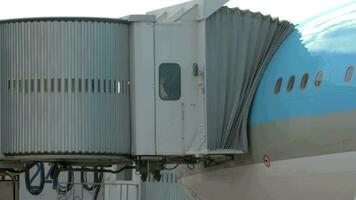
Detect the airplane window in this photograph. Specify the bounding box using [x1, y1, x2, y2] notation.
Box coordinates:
[315, 71, 323, 88]
[274, 77, 283, 95]
[287, 75, 295, 92]
[345, 66, 354, 84]
[300, 73, 309, 90]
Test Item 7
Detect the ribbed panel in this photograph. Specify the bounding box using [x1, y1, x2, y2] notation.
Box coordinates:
[142, 171, 192, 200]
[205, 7, 293, 151]
[0, 20, 130, 155]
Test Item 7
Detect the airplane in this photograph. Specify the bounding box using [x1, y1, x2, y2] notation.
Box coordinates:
[179, 1, 356, 200]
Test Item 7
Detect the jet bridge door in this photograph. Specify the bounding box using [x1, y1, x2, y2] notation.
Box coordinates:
[154, 23, 198, 155]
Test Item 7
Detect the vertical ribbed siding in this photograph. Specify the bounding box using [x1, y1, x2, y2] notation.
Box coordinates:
[0, 20, 130, 155]
[0, 25, 2, 156]
[141, 171, 192, 200]
[205, 7, 293, 151]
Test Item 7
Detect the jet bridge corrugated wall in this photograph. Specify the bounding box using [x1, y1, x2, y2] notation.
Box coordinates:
[0, 18, 131, 155]
[205, 7, 294, 151]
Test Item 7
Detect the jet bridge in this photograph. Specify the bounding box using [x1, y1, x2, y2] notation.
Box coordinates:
[0, 0, 293, 196]
[130, 1, 293, 157]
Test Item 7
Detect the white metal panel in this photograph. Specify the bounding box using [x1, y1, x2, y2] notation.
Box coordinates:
[147, 0, 230, 22]
[154, 23, 200, 155]
[185, 20, 208, 154]
[147, 1, 197, 23]
[0, 29, 1, 158]
[121, 15, 156, 22]
[105, 184, 139, 200]
[197, 0, 230, 19]
[130, 22, 156, 155]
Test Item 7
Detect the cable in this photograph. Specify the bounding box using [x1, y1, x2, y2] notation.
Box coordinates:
[25, 162, 45, 195]
[30, 163, 41, 183]
[78, 166, 105, 199]
[0, 171, 16, 180]
[50, 165, 60, 191]
[0, 162, 34, 175]
[45, 165, 54, 184]
[80, 167, 94, 191]
[55, 169, 74, 195]
[53, 164, 133, 199]
[93, 167, 104, 200]
[0, 168, 26, 174]
[186, 163, 195, 170]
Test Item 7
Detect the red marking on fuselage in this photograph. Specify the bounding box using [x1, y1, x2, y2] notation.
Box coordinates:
[263, 154, 271, 167]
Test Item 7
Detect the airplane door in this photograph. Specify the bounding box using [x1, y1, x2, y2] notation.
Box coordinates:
[154, 24, 189, 155]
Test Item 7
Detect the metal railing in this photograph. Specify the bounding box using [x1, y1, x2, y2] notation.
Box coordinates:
[56, 181, 140, 200]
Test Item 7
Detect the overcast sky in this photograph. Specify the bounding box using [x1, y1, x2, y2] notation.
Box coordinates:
[0, 0, 354, 23]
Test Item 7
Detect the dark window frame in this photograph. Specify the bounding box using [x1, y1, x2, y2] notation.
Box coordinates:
[287, 75, 295, 92]
[159, 63, 182, 101]
[345, 65, 354, 85]
[300, 73, 309, 90]
[274, 77, 283, 95]
[315, 70, 323, 88]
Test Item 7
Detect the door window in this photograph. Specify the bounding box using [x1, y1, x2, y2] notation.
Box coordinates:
[159, 63, 181, 100]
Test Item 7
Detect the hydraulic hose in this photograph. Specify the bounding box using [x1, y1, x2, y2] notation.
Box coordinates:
[25, 162, 45, 195]
[79, 166, 104, 199]
[54, 169, 74, 195]
[93, 167, 104, 200]
[80, 167, 94, 191]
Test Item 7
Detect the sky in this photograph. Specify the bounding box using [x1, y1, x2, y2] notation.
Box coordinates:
[0, 0, 354, 23]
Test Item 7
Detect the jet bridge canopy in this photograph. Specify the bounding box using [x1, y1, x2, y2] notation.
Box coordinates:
[205, 7, 293, 151]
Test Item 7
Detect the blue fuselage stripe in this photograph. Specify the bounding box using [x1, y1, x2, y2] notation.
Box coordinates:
[248, 23, 356, 125]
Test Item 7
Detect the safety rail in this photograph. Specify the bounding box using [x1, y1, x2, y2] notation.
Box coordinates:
[56, 181, 140, 200]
